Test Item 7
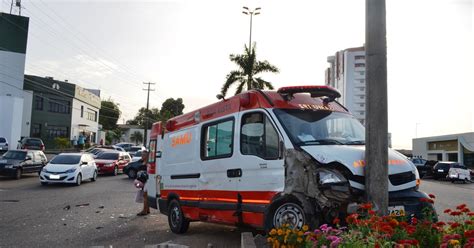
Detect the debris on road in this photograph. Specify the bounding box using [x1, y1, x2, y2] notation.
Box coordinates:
[75, 203, 90, 207]
[63, 205, 71, 210]
[1, 199, 20, 203]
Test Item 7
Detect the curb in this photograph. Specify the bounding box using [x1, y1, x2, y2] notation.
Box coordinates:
[241, 232, 257, 248]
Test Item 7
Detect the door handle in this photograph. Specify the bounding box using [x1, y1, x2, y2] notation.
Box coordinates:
[227, 168, 242, 178]
[259, 163, 267, 168]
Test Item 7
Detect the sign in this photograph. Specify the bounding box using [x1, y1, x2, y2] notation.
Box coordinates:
[74, 85, 101, 108]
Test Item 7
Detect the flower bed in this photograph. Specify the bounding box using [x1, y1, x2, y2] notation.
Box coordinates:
[267, 195, 474, 248]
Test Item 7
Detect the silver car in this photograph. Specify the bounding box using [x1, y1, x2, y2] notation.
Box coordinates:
[0, 137, 8, 152]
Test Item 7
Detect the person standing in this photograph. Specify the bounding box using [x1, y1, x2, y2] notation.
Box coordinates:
[135, 150, 150, 216]
[72, 136, 78, 149]
[78, 134, 85, 150]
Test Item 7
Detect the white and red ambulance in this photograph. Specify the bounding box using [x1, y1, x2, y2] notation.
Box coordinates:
[145, 85, 434, 234]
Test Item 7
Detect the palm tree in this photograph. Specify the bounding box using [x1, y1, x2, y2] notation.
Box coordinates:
[221, 43, 279, 96]
[130, 131, 143, 145]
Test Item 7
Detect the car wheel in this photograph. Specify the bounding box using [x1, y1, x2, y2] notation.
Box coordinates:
[75, 174, 82, 186]
[91, 171, 97, 182]
[269, 202, 306, 231]
[113, 166, 118, 176]
[14, 168, 21, 180]
[127, 169, 137, 179]
[41, 181, 48, 186]
[168, 199, 190, 234]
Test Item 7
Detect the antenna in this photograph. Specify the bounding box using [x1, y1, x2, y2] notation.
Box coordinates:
[10, 0, 22, 16]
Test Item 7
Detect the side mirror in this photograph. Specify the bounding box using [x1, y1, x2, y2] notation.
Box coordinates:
[278, 140, 285, 159]
[81, 161, 88, 165]
[25, 156, 32, 161]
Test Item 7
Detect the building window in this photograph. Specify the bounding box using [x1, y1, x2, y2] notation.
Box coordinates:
[201, 118, 234, 160]
[46, 126, 68, 138]
[359, 104, 364, 107]
[48, 98, 70, 114]
[241, 112, 279, 160]
[360, 96, 364, 99]
[355, 63, 365, 68]
[81, 106, 84, 117]
[32, 123, 41, 137]
[86, 108, 97, 121]
[355, 55, 365, 60]
[359, 71, 365, 75]
[34, 96, 43, 110]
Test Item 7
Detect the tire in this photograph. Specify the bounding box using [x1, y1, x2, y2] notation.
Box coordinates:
[40, 181, 48, 186]
[75, 174, 82, 186]
[91, 171, 97, 182]
[127, 169, 137, 179]
[168, 199, 190, 234]
[266, 202, 306, 231]
[112, 166, 118, 176]
[14, 168, 21, 180]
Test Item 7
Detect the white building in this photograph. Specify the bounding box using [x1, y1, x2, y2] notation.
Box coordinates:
[0, 13, 31, 150]
[118, 124, 150, 145]
[325, 46, 366, 125]
[412, 132, 474, 168]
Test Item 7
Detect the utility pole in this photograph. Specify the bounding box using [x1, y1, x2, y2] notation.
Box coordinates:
[365, 0, 388, 215]
[242, 6, 261, 90]
[143, 82, 155, 147]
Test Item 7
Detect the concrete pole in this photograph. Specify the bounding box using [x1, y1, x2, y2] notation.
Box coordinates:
[365, 0, 388, 215]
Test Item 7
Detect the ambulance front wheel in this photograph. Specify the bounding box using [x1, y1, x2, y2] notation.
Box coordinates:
[265, 201, 307, 232]
[168, 199, 190, 234]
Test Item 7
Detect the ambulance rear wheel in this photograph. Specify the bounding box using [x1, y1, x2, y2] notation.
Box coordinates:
[168, 199, 190, 234]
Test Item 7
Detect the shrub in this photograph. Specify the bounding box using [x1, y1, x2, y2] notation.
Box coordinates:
[54, 137, 70, 150]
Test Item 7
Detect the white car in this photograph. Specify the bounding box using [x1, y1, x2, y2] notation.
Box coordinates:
[448, 163, 472, 183]
[131, 150, 144, 162]
[40, 153, 97, 186]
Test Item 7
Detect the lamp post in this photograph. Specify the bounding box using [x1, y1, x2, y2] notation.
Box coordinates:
[242, 6, 261, 53]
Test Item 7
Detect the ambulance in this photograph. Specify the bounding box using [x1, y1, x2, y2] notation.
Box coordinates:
[145, 85, 434, 234]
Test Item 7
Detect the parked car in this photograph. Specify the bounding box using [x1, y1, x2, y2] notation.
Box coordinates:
[447, 164, 471, 183]
[0, 150, 47, 179]
[0, 137, 9, 152]
[128, 146, 146, 153]
[17, 137, 45, 151]
[409, 158, 429, 178]
[432, 161, 459, 179]
[94, 151, 131, 176]
[131, 150, 144, 162]
[40, 153, 97, 186]
[114, 142, 135, 151]
[123, 159, 146, 179]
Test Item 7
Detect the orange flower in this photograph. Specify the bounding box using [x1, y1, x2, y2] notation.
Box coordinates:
[346, 214, 359, 225]
[389, 219, 399, 228]
[359, 203, 373, 210]
[333, 217, 340, 225]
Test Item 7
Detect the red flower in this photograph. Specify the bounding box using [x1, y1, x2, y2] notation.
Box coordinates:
[444, 209, 452, 214]
[465, 220, 473, 225]
[398, 239, 419, 246]
[450, 211, 462, 216]
[468, 212, 474, 216]
[436, 221, 446, 226]
[381, 224, 394, 234]
[410, 217, 418, 225]
[333, 217, 340, 225]
[450, 222, 461, 229]
[465, 230, 474, 238]
[346, 214, 359, 225]
[428, 194, 436, 199]
[456, 204, 467, 210]
[461, 208, 471, 213]
[368, 210, 376, 216]
[359, 203, 373, 210]
[420, 198, 434, 204]
[374, 243, 380, 248]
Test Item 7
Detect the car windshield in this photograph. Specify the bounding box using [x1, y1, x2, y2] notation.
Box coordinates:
[25, 139, 41, 146]
[96, 153, 119, 160]
[134, 151, 142, 157]
[435, 163, 451, 169]
[273, 109, 365, 146]
[129, 147, 141, 152]
[0, 137, 6, 143]
[50, 155, 81, 165]
[2, 151, 26, 160]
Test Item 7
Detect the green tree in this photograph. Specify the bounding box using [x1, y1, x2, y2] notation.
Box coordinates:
[130, 131, 143, 145]
[221, 43, 279, 97]
[160, 98, 185, 123]
[99, 99, 121, 130]
[126, 107, 160, 129]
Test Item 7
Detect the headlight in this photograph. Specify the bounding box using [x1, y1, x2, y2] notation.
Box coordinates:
[65, 168, 76, 173]
[318, 169, 347, 185]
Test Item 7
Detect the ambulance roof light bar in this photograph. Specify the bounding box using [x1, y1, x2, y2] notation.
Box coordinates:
[277, 85, 341, 102]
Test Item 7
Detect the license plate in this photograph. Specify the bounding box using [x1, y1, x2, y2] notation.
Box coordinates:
[438, 169, 444, 172]
[388, 206, 405, 217]
[49, 174, 60, 179]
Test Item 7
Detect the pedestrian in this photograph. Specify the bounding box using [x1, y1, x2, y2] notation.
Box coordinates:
[135, 171, 150, 216]
[78, 134, 85, 150]
[72, 136, 78, 149]
[99, 138, 104, 146]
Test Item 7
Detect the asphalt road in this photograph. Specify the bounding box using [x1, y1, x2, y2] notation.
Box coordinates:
[0, 172, 472, 248]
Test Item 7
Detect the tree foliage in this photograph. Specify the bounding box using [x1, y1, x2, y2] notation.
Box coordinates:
[130, 131, 143, 145]
[160, 98, 185, 123]
[126, 107, 160, 129]
[126, 98, 185, 128]
[221, 43, 279, 96]
[99, 100, 121, 130]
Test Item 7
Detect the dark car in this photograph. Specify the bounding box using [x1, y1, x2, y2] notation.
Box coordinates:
[409, 158, 429, 178]
[123, 159, 146, 179]
[432, 161, 458, 180]
[0, 150, 48, 179]
[17, 137, 45, 151]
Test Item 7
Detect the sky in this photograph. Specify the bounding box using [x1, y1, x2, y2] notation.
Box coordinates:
[1, 0, 473, 149]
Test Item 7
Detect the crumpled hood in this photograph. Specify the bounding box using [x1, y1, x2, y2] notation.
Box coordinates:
[300, 145, 417, 190]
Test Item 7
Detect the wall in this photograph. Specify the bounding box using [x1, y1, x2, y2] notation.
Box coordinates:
[0, 96, 24, 149]
[71, 98, 100, 143]
[21, 90, 33, 137]
[413, 133, 474, 165]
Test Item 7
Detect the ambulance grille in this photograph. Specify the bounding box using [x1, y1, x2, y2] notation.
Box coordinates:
[389, 171, 415, 186]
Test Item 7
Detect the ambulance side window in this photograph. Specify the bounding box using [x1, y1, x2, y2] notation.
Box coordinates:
[241, 112, 279, 160]
[201, 118, 234, 160]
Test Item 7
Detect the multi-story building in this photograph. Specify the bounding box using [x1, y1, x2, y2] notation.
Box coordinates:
[23, 75, 101, 148]
[325, 46, 366, 125]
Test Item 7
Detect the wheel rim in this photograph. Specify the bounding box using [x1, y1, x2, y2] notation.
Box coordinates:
[77, 175, 81, 185]
[114, 167, 118, 175]
[170, 205, 181, 228]
[93, 171, 97, 180]
[273, 203, 305, 229]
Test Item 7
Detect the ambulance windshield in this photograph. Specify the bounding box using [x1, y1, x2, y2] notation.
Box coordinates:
[273, 109, 365, 146]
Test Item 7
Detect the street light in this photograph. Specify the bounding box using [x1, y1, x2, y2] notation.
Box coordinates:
[242, 6, 261, 52]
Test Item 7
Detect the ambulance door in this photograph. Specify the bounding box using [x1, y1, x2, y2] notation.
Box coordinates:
[199, 116, 239, 224]
[236, 110, 285, 226]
